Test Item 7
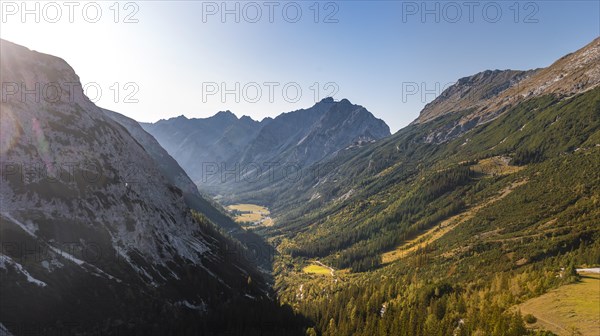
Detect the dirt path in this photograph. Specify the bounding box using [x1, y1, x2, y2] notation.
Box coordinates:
[517, 274, 600, 336]
[526, 314, 570, 335]
[315, 260, 335, 277]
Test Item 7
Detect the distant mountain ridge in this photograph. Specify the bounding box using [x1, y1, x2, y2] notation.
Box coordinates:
[142, 97, 391, 196]
[140, 111, 267, 181]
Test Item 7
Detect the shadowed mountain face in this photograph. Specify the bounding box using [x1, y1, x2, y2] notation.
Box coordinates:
[0, 39, 298, 335]
[103, 108, 275, 271]
[140, 111, 265, 180]
[141, 97, 391, 198]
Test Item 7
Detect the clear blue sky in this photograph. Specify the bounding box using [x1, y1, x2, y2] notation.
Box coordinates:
[2, 1, 599, 131]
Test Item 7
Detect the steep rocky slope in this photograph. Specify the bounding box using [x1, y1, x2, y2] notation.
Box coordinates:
[415, 69, 538, 125]
[414, 37, 600, 143]
[0, 39, 275, 334]
[104, 109, 275, 270]
[103, 108, 238, 228]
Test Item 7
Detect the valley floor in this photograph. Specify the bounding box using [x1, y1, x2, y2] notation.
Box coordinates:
[226, 203, 274, 228]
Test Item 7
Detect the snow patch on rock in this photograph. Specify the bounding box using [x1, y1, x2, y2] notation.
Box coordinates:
[0, 254, 47, 287]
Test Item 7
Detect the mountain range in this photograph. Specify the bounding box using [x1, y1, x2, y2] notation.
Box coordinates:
[141, 97, 390, 200]
[1, 36, 599, 336]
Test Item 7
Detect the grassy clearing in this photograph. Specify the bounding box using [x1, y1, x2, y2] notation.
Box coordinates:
[302, 264, 332, 276]
[234, 212, 262, 222]
[226, 203, 274, 227]
[381, 213, 463, 263]
[517, 273, 599, 336]
[471, 156, 524, 176]
[227, 204, 269, 213]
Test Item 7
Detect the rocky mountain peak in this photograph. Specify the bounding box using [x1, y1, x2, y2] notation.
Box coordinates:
[414, 37, 600, 143]
[142, 95, 391, 196]
[213, 110, 238, 120]
[318, 96, 335, 104]
[495, 37, 600, 103]
[415, 69, 538, 125]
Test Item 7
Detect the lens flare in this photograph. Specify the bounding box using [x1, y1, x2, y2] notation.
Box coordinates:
[31, 117, 56, 176]
[0, 106, 21, 155]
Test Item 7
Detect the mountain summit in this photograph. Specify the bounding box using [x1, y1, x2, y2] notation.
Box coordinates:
[414, 37, 600, 142]
[142, 98, 390, 195]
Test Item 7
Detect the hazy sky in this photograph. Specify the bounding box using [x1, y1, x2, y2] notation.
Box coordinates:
[2, 1, 599, 132]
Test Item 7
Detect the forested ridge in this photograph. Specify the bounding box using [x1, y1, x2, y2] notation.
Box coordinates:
[267, 88, 600, 335]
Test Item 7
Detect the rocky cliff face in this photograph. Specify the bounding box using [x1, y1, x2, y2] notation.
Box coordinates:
[414, 69, 539, 124]
[414, 37, 600, 143]
[104, 108, 275, 270]
[239, 98, 390, 169]
[103, 108, 203, 197]
[0, 39, 264, 334]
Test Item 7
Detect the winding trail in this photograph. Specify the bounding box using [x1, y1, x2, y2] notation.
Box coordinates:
[315, 260, 335, 277]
